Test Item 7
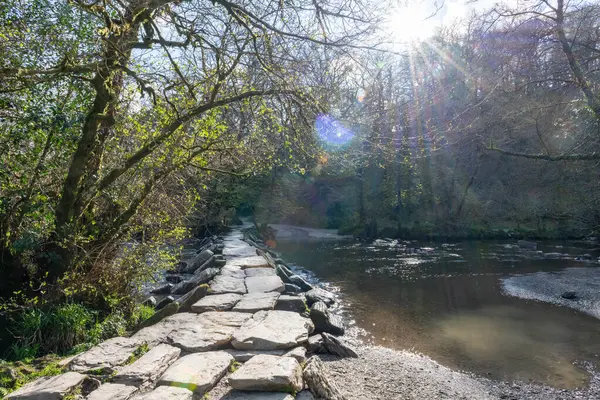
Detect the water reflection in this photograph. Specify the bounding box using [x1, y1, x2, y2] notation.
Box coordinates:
[277, 239, 600, 389]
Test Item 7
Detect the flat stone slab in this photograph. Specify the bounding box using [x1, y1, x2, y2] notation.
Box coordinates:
[158, 351, 233, 395]
[113, 344, 180, 387]
[233, 292, 280, 313]
[220, 265, 246, 279]
[167, 322, 235, 352]
[224, 349, 286, 362]
[228, 354, 303, 392]
[210, 275, 247, 294]
[132, 313, 203, 346]
[87, 383, 138, 400]
[5, 372, 87, 400]
[134, 386, 193, 399]
[232, 310, 314, 350]
[69, 337, 142, 373]
[221, 392, 295, 400]
[245, 276, 284, 293]
[198, 311, 253, 327]
[191, 293, 242, 312]
[245, 267, 277, 277]
[224, 242, 257, 257]
[227, 256, 270, 269]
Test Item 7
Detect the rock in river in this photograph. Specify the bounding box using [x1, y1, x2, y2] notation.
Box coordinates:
[310, 301, 344, 336]
[305, 288, 335, 306]
[561, 291, 577, 300]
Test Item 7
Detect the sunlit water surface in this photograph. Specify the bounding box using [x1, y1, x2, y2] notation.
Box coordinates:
[276, 239, 600, 389]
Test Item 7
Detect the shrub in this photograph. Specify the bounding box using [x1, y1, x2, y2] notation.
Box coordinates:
[127, 304, 155, 330]
[9, 303, 95, 358]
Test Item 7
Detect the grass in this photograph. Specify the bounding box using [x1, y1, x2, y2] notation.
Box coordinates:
[0, 356, 65, 395]
[228, 360, 242, 373]
[126, 343, 150, 365]
[0, 302, 156, 397]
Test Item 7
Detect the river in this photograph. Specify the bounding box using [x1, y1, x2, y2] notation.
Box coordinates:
[276, 238, 600, 389]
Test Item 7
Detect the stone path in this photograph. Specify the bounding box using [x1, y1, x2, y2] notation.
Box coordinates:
[6, 228, 321, 400]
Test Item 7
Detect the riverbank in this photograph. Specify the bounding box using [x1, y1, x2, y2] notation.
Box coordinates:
[502, 267, 600, 319]
[322, 346, 600, 400]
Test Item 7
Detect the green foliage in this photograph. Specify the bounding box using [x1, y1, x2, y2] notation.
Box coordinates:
[6, 302, 151, 360]
[0, 357, 64, 396]
[10, 303, 95, 358]
[126, 343, 150, 365]
[228, 360, 242, 373]
[127, 305, 155, 330]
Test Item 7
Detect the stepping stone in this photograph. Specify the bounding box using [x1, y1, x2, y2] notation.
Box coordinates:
[224, 243, 257, 257]
[220, 265, 246, 278]
[87, 383, 138, 400]
[283, 347, 307, 363]
[191, 293, 242, 312]
[132, 313, 203, 345]
[134, 386, 192, 399]
[158, 351, 233, 395]
[228, 354, 303, 392]
[227, 256, 270, 269]
[245, 276, 284, 293]
[224, 349, 286, 362]
[5, 372, 88, 400]
[220, 392, 294, 400]
[275, 295, 306, 313]
[198, 311, 253, 327]
[69, 337, 143, 373]
[210, 275, 247, 294]
[245, 267, 277, 277]
[167, 322, 235, 352]
[233, 292, 280, 313]
[232, 310, 314, 350]
[113, 344, 181, 387]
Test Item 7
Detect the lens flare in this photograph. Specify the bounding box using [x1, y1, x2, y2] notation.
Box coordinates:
[315, 114, 354, 145]
[356, 88, 366, 103]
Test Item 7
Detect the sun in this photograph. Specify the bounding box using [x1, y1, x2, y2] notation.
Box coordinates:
[386, 2, 438, 43]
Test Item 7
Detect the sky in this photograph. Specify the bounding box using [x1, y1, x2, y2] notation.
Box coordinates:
[386, 0, 509, 42]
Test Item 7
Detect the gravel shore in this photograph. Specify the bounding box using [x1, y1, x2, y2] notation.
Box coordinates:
[321, 345, 600, 400]
[502, 267, 600, 319]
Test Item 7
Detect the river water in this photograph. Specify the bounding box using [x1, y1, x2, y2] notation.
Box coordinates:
[276, 238, 600, 389]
